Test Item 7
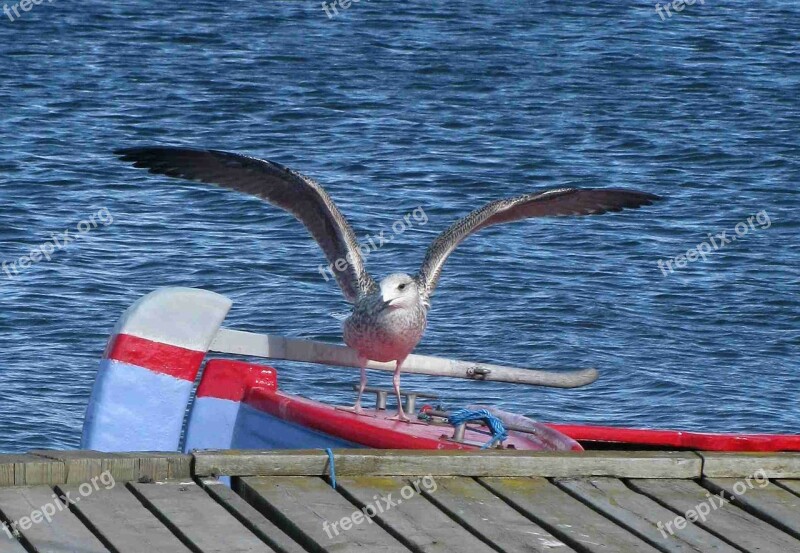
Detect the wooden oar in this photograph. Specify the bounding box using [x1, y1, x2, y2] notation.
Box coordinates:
[209, 328, 599, 388]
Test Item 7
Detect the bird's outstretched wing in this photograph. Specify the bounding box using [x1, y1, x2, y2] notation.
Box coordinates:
[115, 147, 377, 302]
[416, 187, 661, 301]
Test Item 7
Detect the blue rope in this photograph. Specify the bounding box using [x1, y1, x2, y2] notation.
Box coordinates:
[324, 448, 337, 489]
[448, 409, 508, 449]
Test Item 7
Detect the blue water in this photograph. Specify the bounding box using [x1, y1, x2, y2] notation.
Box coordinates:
[0, 1, 797, 453]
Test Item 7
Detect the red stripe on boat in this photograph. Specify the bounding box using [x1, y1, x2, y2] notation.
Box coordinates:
[196, 360, 278, 401]
[244, 387, 478, 450]
[105, 333, 206, 381]
[547, 424, 800, 452]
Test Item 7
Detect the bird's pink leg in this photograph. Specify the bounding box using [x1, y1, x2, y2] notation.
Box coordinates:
[354, 359, 367, 413]
[389, 357, 410, 422]
[342, 357, 367, 414]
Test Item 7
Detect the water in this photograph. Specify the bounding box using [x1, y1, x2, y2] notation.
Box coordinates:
[0, 1, 797, 453]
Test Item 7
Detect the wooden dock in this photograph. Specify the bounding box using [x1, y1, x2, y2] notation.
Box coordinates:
[2, 450, 800, 552]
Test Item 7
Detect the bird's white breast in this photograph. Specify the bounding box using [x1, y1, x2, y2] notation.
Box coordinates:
[343, 305, 427, 363]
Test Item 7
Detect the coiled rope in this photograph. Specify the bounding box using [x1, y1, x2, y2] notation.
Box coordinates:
[447, 408, 508, 449]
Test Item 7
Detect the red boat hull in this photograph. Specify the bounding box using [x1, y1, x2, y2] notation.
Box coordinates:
[243, 383, 800, 452]
[547, 423, 800, 452]
[245, 387, 580, 451]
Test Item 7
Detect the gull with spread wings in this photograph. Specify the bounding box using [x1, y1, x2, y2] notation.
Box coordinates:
[116, 147, 661, 421]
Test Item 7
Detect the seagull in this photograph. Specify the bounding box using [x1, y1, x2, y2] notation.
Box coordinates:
[115, 147, 661, 421]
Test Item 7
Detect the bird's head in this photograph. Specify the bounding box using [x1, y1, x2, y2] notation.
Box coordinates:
[379, 273, 420, 310]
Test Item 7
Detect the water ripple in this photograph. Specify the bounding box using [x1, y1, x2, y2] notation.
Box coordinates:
[0, 0, 797, 452]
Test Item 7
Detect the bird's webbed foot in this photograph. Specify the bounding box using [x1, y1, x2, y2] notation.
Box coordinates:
[388, 410, 411, 423]
[338, 404, 364, 414]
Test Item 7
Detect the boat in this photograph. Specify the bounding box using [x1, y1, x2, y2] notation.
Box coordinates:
[81, 287, 800, 454]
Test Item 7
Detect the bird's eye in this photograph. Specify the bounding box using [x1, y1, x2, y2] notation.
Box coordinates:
[398, 283, 406, 291]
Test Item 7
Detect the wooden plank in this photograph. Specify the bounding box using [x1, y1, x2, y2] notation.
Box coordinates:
[31, 450, 135, 484]
[238, 476, 411, 552]
[0, 457, 28, 487]
[335, 476, 495, 552]
[195, 449, 701, 479]
[55, 482, 190, 552]
[775, 479, 800, 496]
[0, 485, 107, 553]
[32, 450, 144, 483]
[199, 479, 306, 553]
[629, 478, 800, 553]
[481, 477, 661, 553]
[703, 477, 800, 539]
[0, 529, 28, 553]
[129, 482, 274, 552]
[136, 453, 192, 482]
[556, 478, 739, 552]
[0, 455, 66, 487]
[378, 476, 572, 552]
[30, 450, 191, 483]
[423, 477, 573, 552]
[699, 452, 800, 478]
